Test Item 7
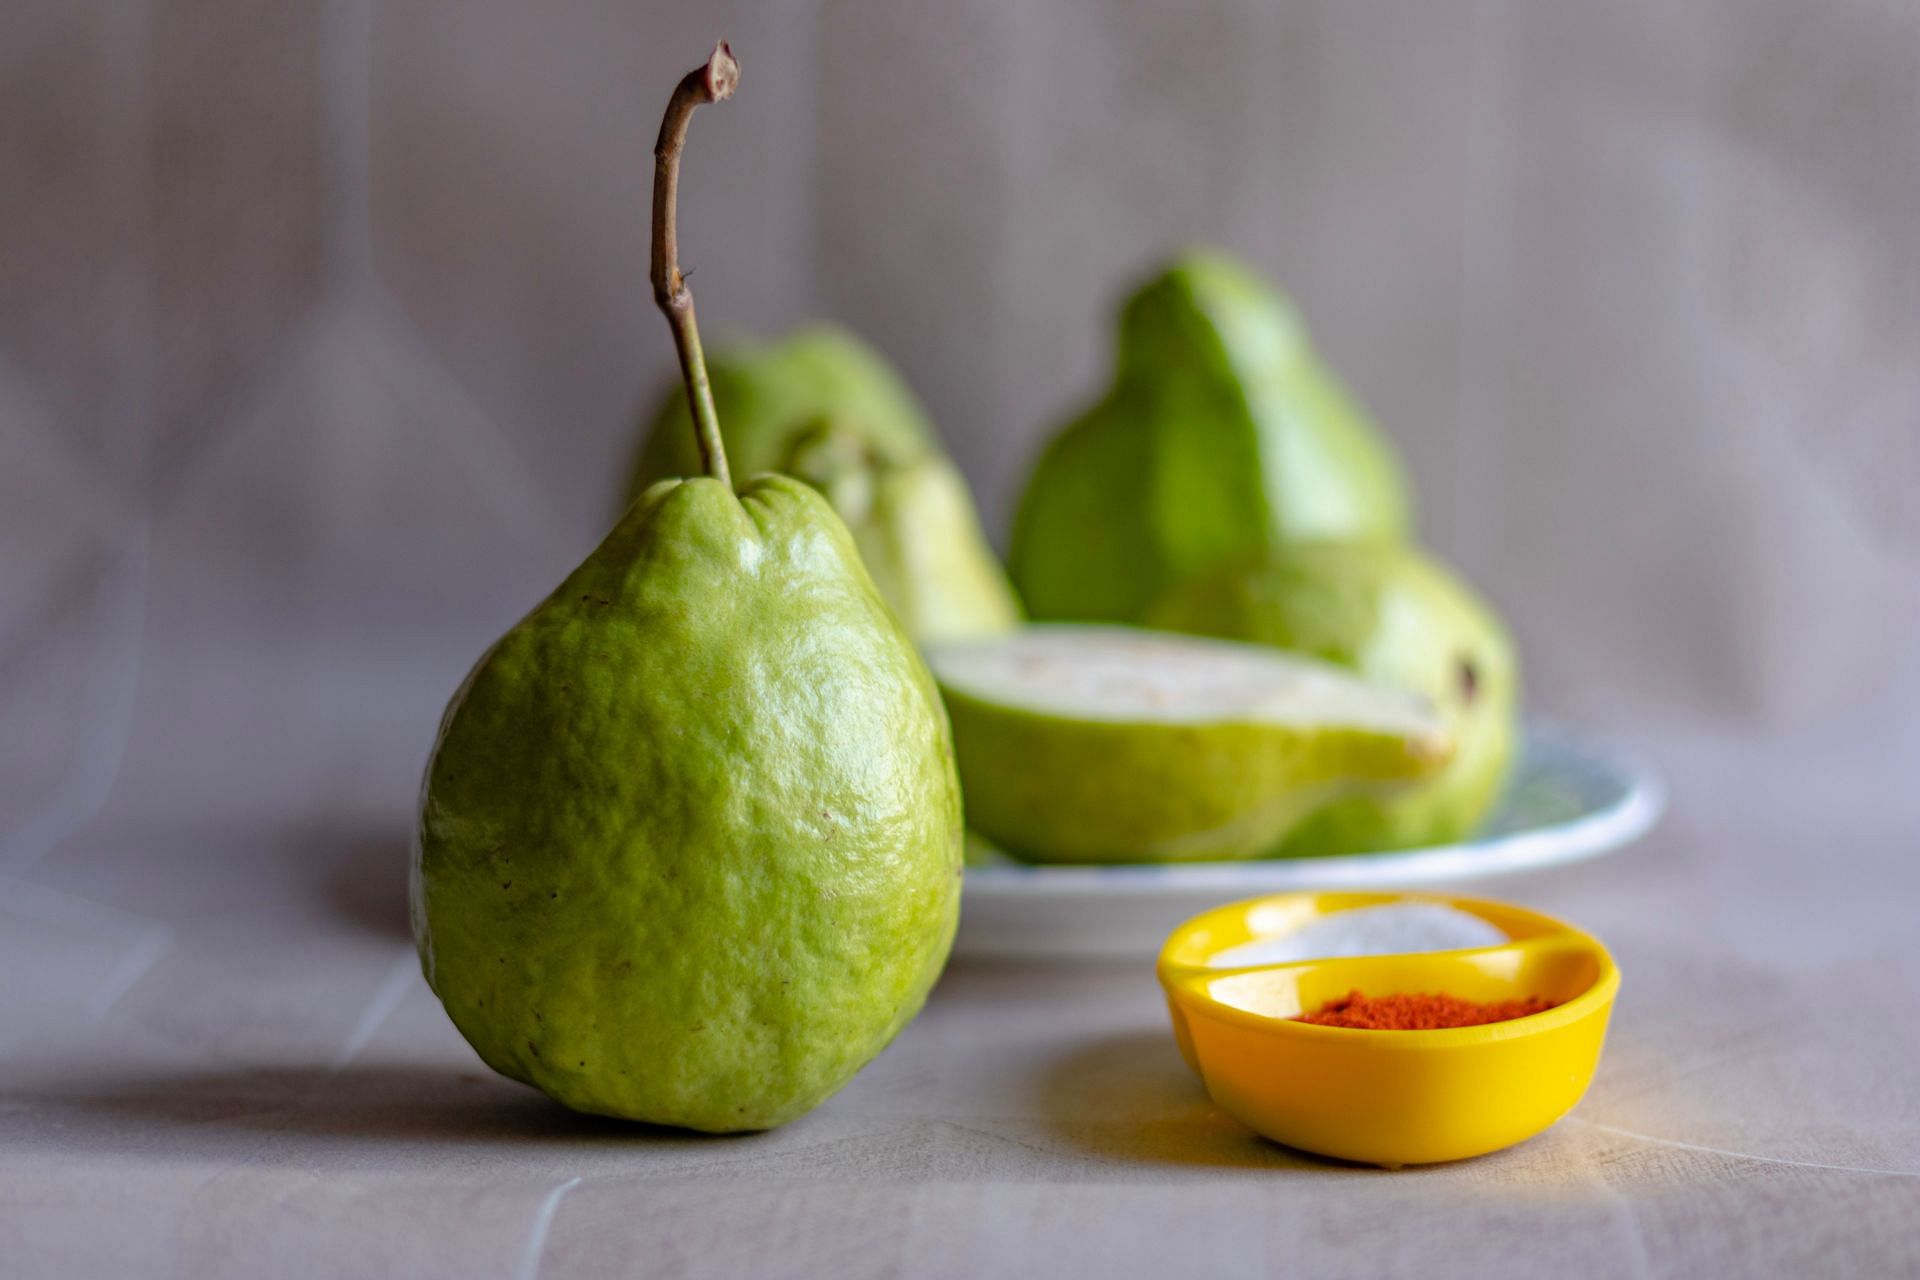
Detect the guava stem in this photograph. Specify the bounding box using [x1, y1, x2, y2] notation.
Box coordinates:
[651, 41, 739, 489]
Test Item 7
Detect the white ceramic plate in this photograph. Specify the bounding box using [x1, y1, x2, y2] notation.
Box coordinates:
[954, 723, 1664, 960]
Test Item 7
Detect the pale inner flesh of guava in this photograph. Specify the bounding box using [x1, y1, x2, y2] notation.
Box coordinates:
[929, 625, 1441, 736]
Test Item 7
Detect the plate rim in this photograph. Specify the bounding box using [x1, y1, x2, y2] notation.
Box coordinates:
[959, 722, 1666, 899]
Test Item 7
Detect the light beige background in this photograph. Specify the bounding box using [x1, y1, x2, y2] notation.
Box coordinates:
[2, 3, 1917, 1276]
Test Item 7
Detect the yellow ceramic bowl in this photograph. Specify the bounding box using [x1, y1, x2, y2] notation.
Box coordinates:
[1157, 891, 1619, 1166]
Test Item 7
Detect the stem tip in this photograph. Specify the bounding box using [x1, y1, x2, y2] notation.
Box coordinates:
[705, 41, 739, 102]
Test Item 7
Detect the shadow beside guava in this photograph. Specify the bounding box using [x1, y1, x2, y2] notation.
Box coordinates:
[0, 1063, 766, 1170]
[302, 820, 413, 940]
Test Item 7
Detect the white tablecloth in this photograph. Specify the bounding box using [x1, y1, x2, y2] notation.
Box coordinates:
[5, 700, 1917, 1278]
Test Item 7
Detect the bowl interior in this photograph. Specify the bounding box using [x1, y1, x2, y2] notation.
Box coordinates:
[1159, 891, 1580, 974]
[1199, 938, 1603, 1025]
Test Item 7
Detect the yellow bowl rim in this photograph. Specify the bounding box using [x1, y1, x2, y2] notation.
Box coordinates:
[1158, 891, 1621, 1047]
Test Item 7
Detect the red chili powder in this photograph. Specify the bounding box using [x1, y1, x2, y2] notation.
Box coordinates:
[1294, 989, 1558, 1030]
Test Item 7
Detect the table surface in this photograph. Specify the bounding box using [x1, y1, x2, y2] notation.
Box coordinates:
[4, 719, 1917, 1279]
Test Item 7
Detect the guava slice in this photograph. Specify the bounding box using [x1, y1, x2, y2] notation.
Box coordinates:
[926, 625, 1451, 863]
[1149, 541, 1518, 855]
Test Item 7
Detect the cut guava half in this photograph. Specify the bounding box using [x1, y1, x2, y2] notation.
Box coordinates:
[926, 625, 1453, 864]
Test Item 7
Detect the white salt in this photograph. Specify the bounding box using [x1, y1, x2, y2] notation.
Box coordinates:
[1209, 902, 1507, 968]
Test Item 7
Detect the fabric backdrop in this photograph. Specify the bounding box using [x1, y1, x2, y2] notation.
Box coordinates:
[7, 5, 1916, 833]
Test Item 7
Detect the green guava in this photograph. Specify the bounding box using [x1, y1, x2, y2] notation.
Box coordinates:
[1148, 542, 1518, 854]
[414, 476, 964, 1130]
[629, 326, 1020, 642]
[630, 326, 932, 483]
[1008, 250, 1410, 624]
[925, 625, 1451, 864]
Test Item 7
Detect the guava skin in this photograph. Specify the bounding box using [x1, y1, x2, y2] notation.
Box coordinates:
[631, 326, 933, 484]
[1009, 251, 1411, 625]
[939, 684, 1450, 864]
[841, 454, 1021, 643]
[1148, 542, 1518, 856]
[414, 475, 964, 1132]
[629, 326, 1021, 642]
